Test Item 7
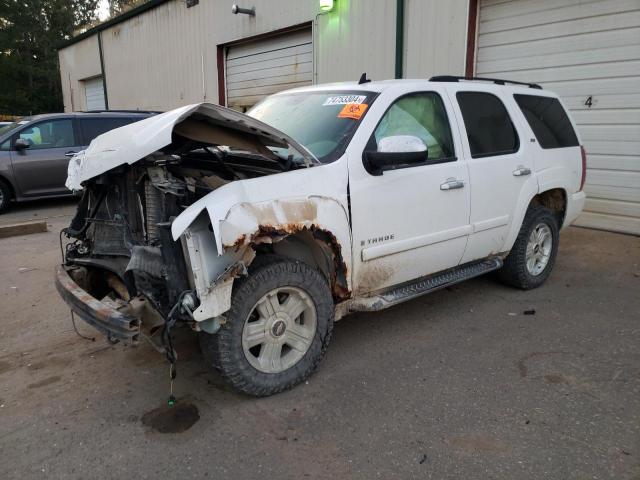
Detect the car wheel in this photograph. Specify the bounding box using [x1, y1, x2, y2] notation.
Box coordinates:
[199, 255, 334, 396]
[498, 205, 560, 290]
[0, 179, 12, 213]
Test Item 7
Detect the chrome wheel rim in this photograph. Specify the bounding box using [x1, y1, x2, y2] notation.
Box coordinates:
[242, 286, 317, 374]
[526, 223, 552, 276]
[0, 188, 4, 207]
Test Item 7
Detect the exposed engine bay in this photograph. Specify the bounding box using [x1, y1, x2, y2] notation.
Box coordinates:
[60, 105, 317, 348]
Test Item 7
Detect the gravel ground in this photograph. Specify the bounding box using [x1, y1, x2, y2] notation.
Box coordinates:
[0, 199, 638, 480]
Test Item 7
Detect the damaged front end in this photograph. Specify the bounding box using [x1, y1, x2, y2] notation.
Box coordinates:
[56, 103, 323, 349]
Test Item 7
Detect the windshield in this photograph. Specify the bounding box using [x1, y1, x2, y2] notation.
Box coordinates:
[247, 90, 377, 163]
[0, 120, 27, 137]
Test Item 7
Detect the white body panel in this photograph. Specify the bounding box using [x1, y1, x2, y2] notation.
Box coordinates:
[171, 161, 351, 281]
[445, 83, 540, 263]
[346, 82, 471, 294]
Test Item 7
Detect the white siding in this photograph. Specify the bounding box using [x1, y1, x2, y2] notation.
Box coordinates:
[477, 0, 640, 235]
[58, 35, 102, 111]
[83, 77, 105, 110]
[99, 0, 317, 111]
[59, 0, 471, 113]
[315, 0, 397, 83]
[226, 28, 312, 110]
[404, 0, 468, 78]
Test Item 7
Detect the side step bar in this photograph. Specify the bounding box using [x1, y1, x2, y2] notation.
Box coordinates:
[349, 257, 503, 312]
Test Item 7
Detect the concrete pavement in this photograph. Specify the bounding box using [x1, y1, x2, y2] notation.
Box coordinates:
[0, 199, 638, 479]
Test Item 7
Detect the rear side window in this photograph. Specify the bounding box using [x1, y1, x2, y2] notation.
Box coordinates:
[80, 117, 137, 144]
[514, 94, 579, 149]
[456, 92, 519, 158]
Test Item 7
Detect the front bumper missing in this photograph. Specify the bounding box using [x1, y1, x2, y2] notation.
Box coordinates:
[55, 265, 140, 343]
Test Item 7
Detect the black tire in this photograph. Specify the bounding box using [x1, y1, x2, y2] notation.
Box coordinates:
[497, 205, 560, 290]
[199, 255, 334, 396]
[0, 178, 12, 213]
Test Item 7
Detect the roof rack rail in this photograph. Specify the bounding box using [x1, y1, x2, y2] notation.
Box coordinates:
[81, 109, 162, 114]
[429, 75, 542, 90]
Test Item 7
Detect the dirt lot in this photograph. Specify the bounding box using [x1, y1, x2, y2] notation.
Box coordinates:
[0, 199, 639, 480]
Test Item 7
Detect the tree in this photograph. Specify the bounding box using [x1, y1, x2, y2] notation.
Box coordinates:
[108, 0, 140, 18]
[0, 0, 99, 115]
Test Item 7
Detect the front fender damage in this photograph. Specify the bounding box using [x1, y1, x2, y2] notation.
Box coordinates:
[178, 196, 351, 330]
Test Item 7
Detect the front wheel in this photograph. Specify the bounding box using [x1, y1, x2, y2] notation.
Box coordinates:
[498, 205, 560, 289]
[199, 256, 334, 396]
[0, 179, 12, 213]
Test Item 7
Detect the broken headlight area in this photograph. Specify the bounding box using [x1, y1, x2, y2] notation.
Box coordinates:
[59, 140, 305, 351]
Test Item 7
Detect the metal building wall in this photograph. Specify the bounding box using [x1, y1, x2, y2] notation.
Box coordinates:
[404, 0, 468, 78]
[101, 0, 316, 111]
[59, 35, 102, 112]
[475, 0, 640, 235]
[315, 0, 398, 83]
[59, 0, 471, 112]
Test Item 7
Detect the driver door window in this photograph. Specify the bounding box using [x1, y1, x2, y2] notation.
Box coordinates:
[17, 119, 77, 150]
[373, 92, 455, 162]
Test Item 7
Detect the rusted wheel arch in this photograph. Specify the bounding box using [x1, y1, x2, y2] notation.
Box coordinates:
[249, 226, 350, 302]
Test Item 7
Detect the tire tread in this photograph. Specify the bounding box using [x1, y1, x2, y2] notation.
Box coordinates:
[200, 255, 334, 396]
[498, 205, 560, 290]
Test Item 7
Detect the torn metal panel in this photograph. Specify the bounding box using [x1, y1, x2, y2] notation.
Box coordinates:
[219, 196, 352, 295]
[55, 265, 140, 343]
[182, 213, 256, 321]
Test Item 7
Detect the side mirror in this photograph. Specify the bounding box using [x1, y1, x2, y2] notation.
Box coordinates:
[363, 135, 428, 176]
[378, 135, 427, 154]
[14, 138, 30, 151]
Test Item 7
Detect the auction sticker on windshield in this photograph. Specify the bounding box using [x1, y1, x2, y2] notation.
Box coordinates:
[338, 103, 368, 120]
[323, 95, 367, 106]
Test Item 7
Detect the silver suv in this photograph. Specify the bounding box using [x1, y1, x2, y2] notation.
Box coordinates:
[0, 111, 154, 212]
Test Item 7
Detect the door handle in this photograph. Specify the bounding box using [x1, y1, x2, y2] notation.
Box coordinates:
[440, 178, 465, 190]
[513, 166, 531, 176]
[64, 151, 78, 157]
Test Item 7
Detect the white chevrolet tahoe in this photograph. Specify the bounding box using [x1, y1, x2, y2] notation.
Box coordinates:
[57, 76, 586, 396]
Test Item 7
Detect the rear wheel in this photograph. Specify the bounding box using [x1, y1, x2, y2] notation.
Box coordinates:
[199, 256, 334, 396]
[498, 205, 560, 289]
[0, 179, 12, 213]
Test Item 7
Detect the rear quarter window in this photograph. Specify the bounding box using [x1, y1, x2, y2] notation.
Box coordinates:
[456, 92, 519, 158]
[80, 117, 141, 144]
[514, 94, 579, 149]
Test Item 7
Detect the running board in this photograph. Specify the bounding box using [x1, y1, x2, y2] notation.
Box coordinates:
[349, 257, 503, 312]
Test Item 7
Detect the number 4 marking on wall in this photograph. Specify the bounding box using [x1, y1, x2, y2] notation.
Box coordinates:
[584, 96, 593, 108]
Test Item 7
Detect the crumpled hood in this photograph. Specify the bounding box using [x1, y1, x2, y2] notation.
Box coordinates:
[66, 102, 317, 190]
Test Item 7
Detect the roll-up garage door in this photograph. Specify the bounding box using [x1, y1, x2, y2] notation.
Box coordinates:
[84, 77, 106, 111]
[225, 27, 313, 111]
[476, 0, 640, 235]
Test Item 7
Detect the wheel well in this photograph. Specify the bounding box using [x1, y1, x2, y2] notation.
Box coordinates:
[530, 188, 566, 226]
[253, 229, 350, 302]
[0, 175, 15, 199]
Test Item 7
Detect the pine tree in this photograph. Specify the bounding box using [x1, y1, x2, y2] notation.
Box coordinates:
[0, 0, 99, 115]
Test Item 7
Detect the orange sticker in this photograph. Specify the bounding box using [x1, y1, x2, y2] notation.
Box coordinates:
[338, 103, 368, 120]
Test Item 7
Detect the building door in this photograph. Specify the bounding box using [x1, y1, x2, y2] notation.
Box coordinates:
[225, 27, 313, 112]
[84, 77, 105, 111]
[475, 0, 640, 234]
